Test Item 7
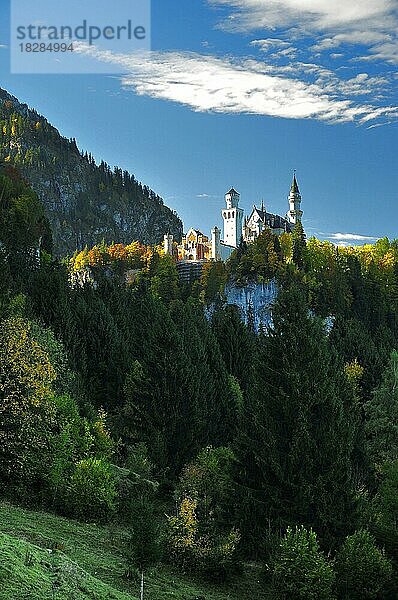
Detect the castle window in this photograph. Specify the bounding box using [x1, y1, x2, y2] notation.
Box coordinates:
[228, 212, 231, 219]
[232, 211, 234, 218]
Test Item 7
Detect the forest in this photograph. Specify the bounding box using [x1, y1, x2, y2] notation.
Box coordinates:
[0, 164, 397, 599]
[0, 89, 182, 255]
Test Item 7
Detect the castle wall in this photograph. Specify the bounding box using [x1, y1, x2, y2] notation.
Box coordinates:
[219, 242, 235, 262]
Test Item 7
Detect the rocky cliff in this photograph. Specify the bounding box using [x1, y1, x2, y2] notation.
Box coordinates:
[0, 88, 182, 256]
[225, 279, 278, 330]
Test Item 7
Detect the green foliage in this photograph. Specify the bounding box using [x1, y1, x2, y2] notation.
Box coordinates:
[3, 149, 398, 589]
[227, 229, 282, 285]
[330, 316, 391, 401]
[150, 253, 180, 303]
[271, 526, 335, 600]
[212, 305, 255, 393]
[291, 221, 306, 269]
[0, 501, 270, 599]
[304, 239, 352, 317]
[0, 316, 56, 487]
[125, 492, 162, 574]
[236, 284, 359, 551]
[65, 457, 117, 522]
[0, 166, 52, 274]
[0, 531, 130, 600]
[365, 350, 398, 465]
[369, 460, 398, 564]
[29, 320, 76, 396]
[167, 496, 240, 581]
[47, 395, 114, 512]
[335, 529, 393, 600]
[177, 446, 236, 531]
[168, 447, 240, 581]
[120, 297, 238, 476]
[199, 260, 227, 304]
[0, 92, 182, 256]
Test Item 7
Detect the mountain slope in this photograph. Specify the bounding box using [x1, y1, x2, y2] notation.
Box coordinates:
[0, 502, 271, 600]
[0, 88, 182, 256]
[0, 532, 133, 600]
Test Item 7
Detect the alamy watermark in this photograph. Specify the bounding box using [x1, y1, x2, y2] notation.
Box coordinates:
[11, 0, 151, 74]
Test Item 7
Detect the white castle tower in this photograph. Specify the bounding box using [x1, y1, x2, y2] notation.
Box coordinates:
[211, 226, 221, 260]
[222, 188, 244, 248]
[287, 174, 303, 225]
[163, 233, 174, 255]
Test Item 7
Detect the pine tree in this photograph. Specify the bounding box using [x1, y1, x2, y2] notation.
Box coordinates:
[212, 304, 255, 394]
[365, 350, 398, 466]
[126, 493, 161, 600]
[292, 221, 306, 269]
[236, 283, 358, 550]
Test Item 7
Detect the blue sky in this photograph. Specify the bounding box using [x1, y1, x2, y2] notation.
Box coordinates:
[1, 0, 397, 245]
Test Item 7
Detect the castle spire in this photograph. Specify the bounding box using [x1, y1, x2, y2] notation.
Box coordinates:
[287, 171, 303, 226]
[291, 170, 300, 194]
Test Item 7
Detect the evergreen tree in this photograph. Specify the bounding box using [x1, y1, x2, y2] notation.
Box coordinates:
[126, 492, 161, 600]
[212, 304, 255, 394]
[292, 221, 306, 269]
[365, 350, 398, 466]
[236, 284, 358, 551]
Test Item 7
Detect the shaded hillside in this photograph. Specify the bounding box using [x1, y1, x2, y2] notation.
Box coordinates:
[0, 503, 270, 600]
[0, 88, 182, 256]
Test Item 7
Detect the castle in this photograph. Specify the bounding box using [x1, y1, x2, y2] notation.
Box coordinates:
[164, 174, 302, 265]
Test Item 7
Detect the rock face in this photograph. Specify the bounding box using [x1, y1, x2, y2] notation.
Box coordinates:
[0, 88, 183, 256]
[225, 279, 278, 331]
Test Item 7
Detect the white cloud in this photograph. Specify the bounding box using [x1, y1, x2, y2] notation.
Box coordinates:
[250, 38, 290, 51]
[327, 232, 380, 242]
[210, 0, 395, 32]
[312, 31, 391, 52]
[74, 44, 398, 125]
[210, 0, 398, 63]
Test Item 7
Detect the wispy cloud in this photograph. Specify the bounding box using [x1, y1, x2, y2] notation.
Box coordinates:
[325, 232, 380, 244]
[210, 0, 395, 30]
[311, 31, 390, 52]
[209, 0, 398, 64]
[196, 193, 221, 199]
[74, 44, 398, 125]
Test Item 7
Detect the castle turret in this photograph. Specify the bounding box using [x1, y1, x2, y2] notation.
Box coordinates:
[287, 174, 303, 225]
[222, 188, 244, 248]
[225, 187, 240, 209]
[164, 233, 174, 256]
[211, 226, 221, 260]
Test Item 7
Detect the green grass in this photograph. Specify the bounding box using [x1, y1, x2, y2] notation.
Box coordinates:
[0, 502, 271, 600]
[0, 531, 131, 600]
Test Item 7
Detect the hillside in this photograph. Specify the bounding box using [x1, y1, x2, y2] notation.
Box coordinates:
[0, 88, 182, 256]
[0, 503, 270, 600]
[0, 164, 397, 599]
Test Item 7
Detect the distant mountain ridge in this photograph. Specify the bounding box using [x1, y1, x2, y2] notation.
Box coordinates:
[0, 88, 182, 256]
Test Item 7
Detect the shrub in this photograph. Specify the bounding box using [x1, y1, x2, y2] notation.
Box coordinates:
[167, 447, 240, 581]
[335, 529, 393, 599]
[66, 457, 117, 521]
[271, 526, 335, 600]
[46, 396, 114, 511]
[167, 496, 240, 581]
[0, 316, 57, 488]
